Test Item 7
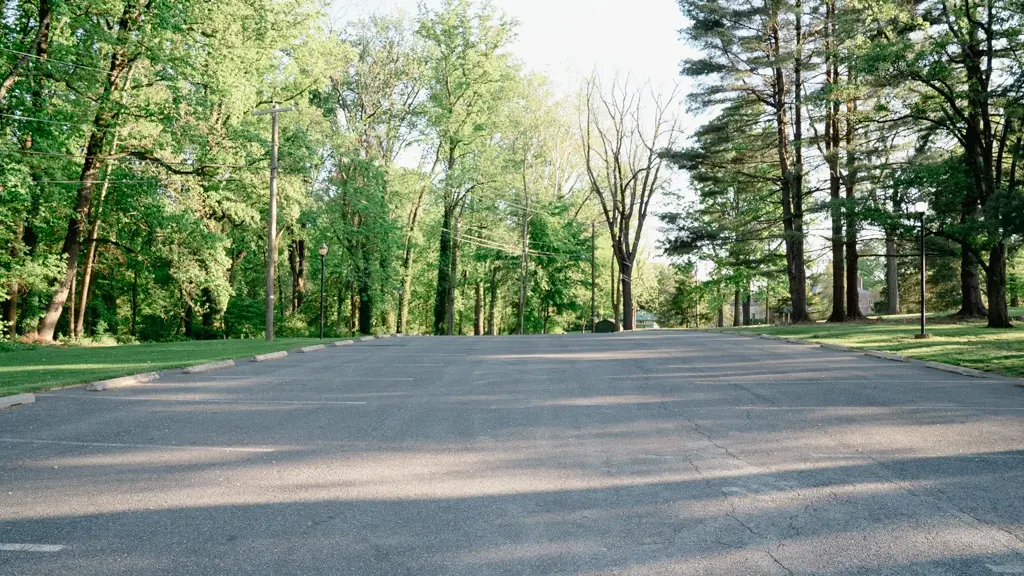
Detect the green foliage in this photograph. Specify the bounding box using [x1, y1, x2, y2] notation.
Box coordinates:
[668, 0, 1024, 327]
[0, 0, 623, 352]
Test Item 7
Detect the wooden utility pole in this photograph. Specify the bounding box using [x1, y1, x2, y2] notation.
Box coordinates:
[253, 105, 294, 341]
[590, 222, 596, 332]
[517, 182, 529, 335]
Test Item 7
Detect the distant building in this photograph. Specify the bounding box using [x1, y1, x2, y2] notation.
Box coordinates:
[808, 276, 882, 318]
[636, 309, 660, 330]
[856, 276, 883, 316]
[744, 276, 881, 323]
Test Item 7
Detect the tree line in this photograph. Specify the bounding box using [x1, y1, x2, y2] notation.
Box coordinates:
[662, 0, 1024, 328]
[0, 0, 682, 343]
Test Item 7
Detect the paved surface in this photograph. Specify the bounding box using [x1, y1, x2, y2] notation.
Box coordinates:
[2, 332, 1024, 575]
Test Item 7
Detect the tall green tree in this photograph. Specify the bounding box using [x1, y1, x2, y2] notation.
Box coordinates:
[417, 0, 517, 335]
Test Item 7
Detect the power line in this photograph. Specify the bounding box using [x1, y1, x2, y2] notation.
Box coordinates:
[0, 46, 111, 74]
[0, 146, 261, 169]
[467, 224, 587, 256]
[0, 113, 75, 126]
[34, 179, 160, 184]
[33, 177, 246, 184]
[446, 228, 585, 260]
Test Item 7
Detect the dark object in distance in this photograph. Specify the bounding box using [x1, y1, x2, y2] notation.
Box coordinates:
[594, 319, 617, 333]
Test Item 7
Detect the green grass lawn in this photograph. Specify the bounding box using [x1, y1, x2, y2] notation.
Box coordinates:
[0, 338, 343, 397]
[717, 321, 1024, 377]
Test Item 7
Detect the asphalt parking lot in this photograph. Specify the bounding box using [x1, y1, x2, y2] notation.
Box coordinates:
[2, 331, 1023, 575]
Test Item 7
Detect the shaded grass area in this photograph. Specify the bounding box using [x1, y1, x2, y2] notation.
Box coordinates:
[0, 338, 341, 397]
[718, 321, 1024, 378]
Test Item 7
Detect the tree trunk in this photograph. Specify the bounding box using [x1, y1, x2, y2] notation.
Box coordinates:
[621, 259, 634, 330]
[276, 268, 283, 318]
[183, 297, 194, 339]
[35, 0, 137, 341]
[518, 206, 529, 336]
[349, 288, 358, 334]
[0, 0, 50, 103]
[828, 208, 845, 323]
[474, 282, 483, 336]
[76, 160, 117, 338]
[844, 65, 863, 320]
[611, 257, 621, 331]
[37, 139, 105, 341]
[986, 242, 1012, 328]
[131, 269, 138, 337]
[733, 288, 741, 326]
[771, 3, 810, 324]
[4, 282, 17, 338]
[957, 249, 987, 318]
[432, 206, 454, 335]
[790, 0, 810, 323]
[358, 281, 372, 335]
[447, 215, 459, 336]
[398, 257, 413, 334]
[339, 282, 348, 330]
[825, 0, 845, 323]
[397, 167, 431, 335]
[288, 245, 297, 314]
[487, 266, 498, 335]
[845, 246, 861, 319]
[742, 289, 751, 325]
[201, 287, 216, 337]
[885, 234, 900, 315]
[357, 240, 374, 335]
[3, 224, 23, 337]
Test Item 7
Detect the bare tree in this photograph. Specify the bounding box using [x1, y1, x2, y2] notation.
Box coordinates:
[581, 75, 680, 331]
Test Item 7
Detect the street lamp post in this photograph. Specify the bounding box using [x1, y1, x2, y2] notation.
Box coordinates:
[397, 286, 405, 334]
[318, 243, 328, 339]
[914, 201, 928, 339]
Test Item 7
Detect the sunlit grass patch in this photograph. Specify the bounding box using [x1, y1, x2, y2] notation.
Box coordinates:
[0, 338, 343, 397]
[718, 322, 1024, 377]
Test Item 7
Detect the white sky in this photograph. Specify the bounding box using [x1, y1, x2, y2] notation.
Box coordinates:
[329, 0, 692, 93]
[328, 0, 698, 262]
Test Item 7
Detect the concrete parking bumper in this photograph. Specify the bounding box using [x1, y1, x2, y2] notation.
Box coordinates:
[182, 360, 235, 374]
[86, 372, 160, 391]
[0, 393, 34, 409]
[251, 351, 288, 362]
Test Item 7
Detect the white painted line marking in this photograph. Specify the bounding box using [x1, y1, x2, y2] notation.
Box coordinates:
[0, 543, 64, 552]
[690, 380, 971, 385]
[986, 564, 1024, 574]
[0, 437, 274, 453]
[35, 394, 368, 406]
[325, 353, 467, 356]
[195, 376, 414, 381]
[737, 406, 1024, 411]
